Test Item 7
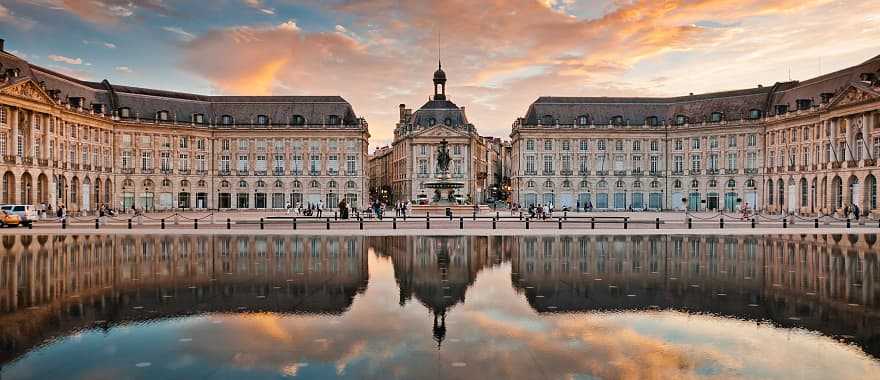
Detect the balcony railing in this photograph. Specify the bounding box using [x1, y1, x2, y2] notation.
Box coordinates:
[254, 170, 267, 176]
[560, 169, 573, 176]
[273, 168, 285, 176]
[689, 169, 701, 175]
[104, 167, 112, 173]
[237, 170, 249, 176]
[291, 170, 303, 176]
[542, 170, 555, 175]
[613, 170, 627, 176]
[328, 169, 339, 176]
[596, 170, 609, 176]
[671, 170, 683, 176]
[524, 170, 537, 176]
[218, 170, 231, 176]
[2, 155, 15, 164]
[417, 173, 430, 178]
[707, 169, 719, 175]
[831, 162, 841, 169]
[160, 168, 172, 174]
[196, 169, 208, 176]
[121, 168, 134, 174]
[632, 169, 643, 176]
[578, 170, 591, 176]
[22, 157, 33, 166]
[744, 168, 758, 174]
[345, 170, 358, 176]
[95, 166, 102, 172]
[141, 168, 154, 174]
[72, 163, 81, 170]
[724, 169, 738, 175]
[37, 158, 49, 167]
[178, 169, 191, 175]
[846, 160, 858, 168]
[865, 159, 877, 166]
[309, 170, 320, 176]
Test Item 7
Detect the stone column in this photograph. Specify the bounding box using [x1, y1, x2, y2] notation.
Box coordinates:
[844, 117, 853, 161]
[829, 119, 838, 161]
[10, 107, 19, 159]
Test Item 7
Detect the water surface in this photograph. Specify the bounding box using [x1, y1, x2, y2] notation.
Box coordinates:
[0, 234, 878, 379]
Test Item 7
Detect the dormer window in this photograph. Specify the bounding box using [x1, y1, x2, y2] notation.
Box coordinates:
[541, 115, 554, 125]
[674, 115, 687, 125]
[444, 118, 452, 126]
[577, 115, 589, 125]
[157, 110, 169, 121]
[221, 115, 233, 125]
[796, 99, 812, 110]
[646, 116, 659, 126]
[709, 112, 722, 123]
[611, 115, 624, 126]
[820, 93, 834, 103]
[119, 107, 131, 118]
[92, 103, 105, 114]
[69, 97, 84, 108]
[291, 115, 306, 125]
[327, 115, 340, 125]
[775, 104, 788, 115]
[193, 113, 204, 124]
[256, 115, 269, 125]
[748, 109, 762, 119]
[427, 118, 436, 126]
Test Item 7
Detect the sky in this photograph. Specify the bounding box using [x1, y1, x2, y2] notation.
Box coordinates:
[1, 0, 879, 150]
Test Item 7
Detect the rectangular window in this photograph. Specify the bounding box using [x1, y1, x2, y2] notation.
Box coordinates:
[597, 139, 606, 151]
[419, 145, 427, 155]
[543, 155, 553, 173]
[221, 139, 230, 150]
[579, 139, 588, 151]
[179, 137, 188, 149]
[238, 155, 249, 171]
[328, 155, 338, 174]
[274, 154, 285, 171]
[256, 155, 267, 171]
[197, 138, 206, 150]
[179, 153, 189, 170]
[650, 156, 658, 173]
[197, 154, 206, 171]
[562, 140, 570, 151]
[239, 139, 248, 151]
[650, 140, 658, 151]
[708, 153, 718, 170]
[673, 156, 683, 172]
[220, 155, 230, 171]
[709, 136, 718, 149]
[632, 140, 641, 151]
[561, 155, 571, 171]
[142, 152, 153, 169]
[579, 156, 589, 173]
[747, 134, 757, 146]
[16, 135, 23, 157]
[161, 151, 171, 171]
[526, 139, 535, 151]
[746, 152, 756, 169]
[453, 144, 462, 155]
[310, 154, 320, 173]
[727, 153, 737, 169]
[525, 156, 535, 173]
[728, 135, 737, 148]
[691, 138, 701, 150]
[122, 151, 131, 169]
[674, 139, 682, 150]
[544, 140, 553, 151]
[292, 155, 303, 173]
[346, 155, 356, 173]
[418, 159, 428, 174]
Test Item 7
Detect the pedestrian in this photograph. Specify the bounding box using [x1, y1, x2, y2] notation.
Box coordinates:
[853, 203, 860, 221]
[286, 201, 292, 215]
[317, 200, 323, 217]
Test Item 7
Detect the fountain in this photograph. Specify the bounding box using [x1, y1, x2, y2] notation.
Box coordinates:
[422, 139, 465, 205]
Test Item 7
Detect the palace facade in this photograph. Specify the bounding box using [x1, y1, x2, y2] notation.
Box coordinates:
[511, 54, 880, 214]
[369, 63, 492, 204]
[0, 39, 370, 213]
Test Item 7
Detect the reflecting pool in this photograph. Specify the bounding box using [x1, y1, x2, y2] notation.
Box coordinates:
[1, 234, 879, 379]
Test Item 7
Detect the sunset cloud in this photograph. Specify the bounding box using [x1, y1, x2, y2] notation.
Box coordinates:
[18, 0, 171, 25]
[48, 54, 83, 65]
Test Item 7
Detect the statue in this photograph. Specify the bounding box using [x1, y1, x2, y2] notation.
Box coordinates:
[436, 139, 451, 173]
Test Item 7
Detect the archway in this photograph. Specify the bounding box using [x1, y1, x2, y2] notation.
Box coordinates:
[767, 179, 774, 207]
[104, 178, 112, 205]
[866, 174, 877, 211]
[847, 175, 859, 208]
[2, 171, 14, 203]
[94, 179, 101, 209]
[37, 173, 48, 205]
[820, 176, 827, 212]
[831, 176, 842, 211]
[777, 178, 784, 212]
[20, 172, 33, 205]
[82, 177, 92, 211]
[811, 177, 818, 213]
[800, 178, 808, 212]
[70, 176, 80, 210]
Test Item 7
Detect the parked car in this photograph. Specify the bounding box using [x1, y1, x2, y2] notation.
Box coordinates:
[0, 210, 21, 227]
[0, 204, 37, 227]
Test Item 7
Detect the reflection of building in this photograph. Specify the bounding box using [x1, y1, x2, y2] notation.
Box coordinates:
[0, 235, 368, 363]
[511, 55, 880, 213]
[369, 63, 489, 204]
[0, 40, 370, 212]
[509, 234, 880, 356]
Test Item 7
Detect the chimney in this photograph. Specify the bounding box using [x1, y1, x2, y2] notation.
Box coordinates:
[0, 39, 4, 52]
[399, 104, 406, 122]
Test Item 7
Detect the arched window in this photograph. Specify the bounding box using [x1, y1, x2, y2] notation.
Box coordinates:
[673, 179, 682, 189]
[616, 180, 625, 188]
[310, 180, 320, 188]
[327, 115, 340, 125]
[123, 179, 134, 187]
[597, 180, 608, 189]
[256, 115, 269, 125]
[256, 180, 266, 188]
[291, 115, 306, 125]
[708, 179, 717, 188]
[328, 181, 337, 188]
[633, 181, 641, 188]
[221, 180, 230, 188]
[157, 110, 169, 121]
[162, 179, 171, 187]
[577, 115, 589, 125]
[239, 180, 247, 188]
[221, 115, 233, 125]
[143, 179, 154, 187]
[119, 107, 131, 118]
[650, 180, 660, 188]
[292, 180, 302, 188]
[690, 179, 699, 188]
[197, 180, 206, 187]
[675, 115, 687, 125]
[180, 180, 190, 187]
[580, 180, 590, 188]
[727, 179, 736, 188]
[746, 179, 755, 187]
[544, 180, 553, 188]
[526, 180, 535, 188]
[346, 180, 356, 189]
[709, 112, 723, 123]
[562, 180, 571, 188]
[274, 180, 283, 188]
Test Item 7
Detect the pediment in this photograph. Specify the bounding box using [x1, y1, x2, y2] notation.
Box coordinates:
[0, 79, 57, 105]
[412, 125, 468, 138]
[827, 83, 880, 110]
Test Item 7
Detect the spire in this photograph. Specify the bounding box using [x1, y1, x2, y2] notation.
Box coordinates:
[432, 29, 447, 100]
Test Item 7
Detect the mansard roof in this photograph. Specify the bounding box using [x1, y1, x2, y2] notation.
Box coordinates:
[0, 48, 363, 127]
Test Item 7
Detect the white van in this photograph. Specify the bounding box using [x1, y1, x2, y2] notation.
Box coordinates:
[0, 205, 38, 226]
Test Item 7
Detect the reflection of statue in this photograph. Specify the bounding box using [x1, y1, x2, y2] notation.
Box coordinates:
[436, 139, 451, 173]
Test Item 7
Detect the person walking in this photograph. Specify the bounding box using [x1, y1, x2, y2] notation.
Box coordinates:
[852, 202, 861, 222]
[317, 200, 324, 218]
[286, 201, 292, 215]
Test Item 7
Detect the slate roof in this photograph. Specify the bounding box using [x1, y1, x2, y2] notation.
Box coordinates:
[410, 98, 469, 128]
[523, 53, 880, 125]
[0, 49, 363, 127]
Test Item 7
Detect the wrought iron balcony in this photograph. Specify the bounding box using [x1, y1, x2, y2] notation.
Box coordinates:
[2, 155, 15, 164]
[273, 168, 285, 176]
[196, 169, 208, 176]
[22, 157, 33, 166]
[38, 158, 49, 167]
[178, 169, 191, 175]
[309, 170, 320, 176]
[846, 160, 858, 168]
[671, 170, 684, 176]
[542, 170, 555, 175]
[707, 169, 719, 175]
[345, 170, 358, 176]
[291, 170, 303, 176]
[160, 168, 172, 174]
[724, 169, 738, 175]
[613, 170, 627, 176]
[632, 169, 643, 176]
[141, 168, 154, 174]
[524, 170, 537, 176]
[744, 168, 758, 174]
[865, 159, 877, 166]
[596, 170, 609, 176]
[121, 168, 134, 174]
[688, 169, 701, 175]
[578, 170, 591, 176]
[237, 170, 249, 176]
[328, 169, 339, 176]
[254, 170, 267, 176]
[560, 169, 573, 176]
[218, 170, 231, 176]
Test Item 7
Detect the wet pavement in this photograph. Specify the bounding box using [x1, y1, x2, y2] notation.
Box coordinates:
[0, 234, 878, 379]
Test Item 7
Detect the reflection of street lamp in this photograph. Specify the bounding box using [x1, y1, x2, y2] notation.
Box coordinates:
[811, 183, 816, 213]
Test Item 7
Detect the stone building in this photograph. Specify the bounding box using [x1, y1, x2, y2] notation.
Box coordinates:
[370, 63, 489, 204]
[511, 54, 880, 214]
[0, 40, 370, 213]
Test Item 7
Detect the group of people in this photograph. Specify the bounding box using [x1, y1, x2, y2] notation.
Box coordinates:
[285, 201, 325, 217]
[527, 203, 555, 219]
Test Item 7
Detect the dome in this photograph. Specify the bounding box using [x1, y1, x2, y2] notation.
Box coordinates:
[433, 67, 447, 82]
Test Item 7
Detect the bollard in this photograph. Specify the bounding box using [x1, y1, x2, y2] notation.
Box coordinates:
[656, 217, 660, 229]
[624, 217, 628, 230]
[96, 218, 100, 229]
[815, 218, 819, 228]
[194, 219, 198, 229]
[459, 217, 464, 229]
[783, 218, 787, 228]
[751, 218, 755, 228]
[293, 217, 297, 230]
[496, 211, 500, 220]
[591, 217, 595, 230]
[161, 219, 165, 229]
[449, 212, 453, 221]
[519, 212, 523, 221]
[558, 218, 563, 230]
[128, 218, 132, 229]
[227, 218, 231, 229]
[28, 221, 32, 230]
[334, 211, 338, 221]
[426, 216, 430, 229]
[473, 212, 476, 221]
[688, 218, 692, 229]
[493, 217, 497, 230]
[62, 219, 67, 229]
[260, 218, 264, 230]
[393, 217, 397, 230]
[525, 218, 530, 229]
[720, 218, 724, 229]
[359, 218, 364, 230]
[403, 212, 406, 221]
[326, 218, 330, 230]
[847, 218, 851, 228]
[564, 211, 568, 221]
